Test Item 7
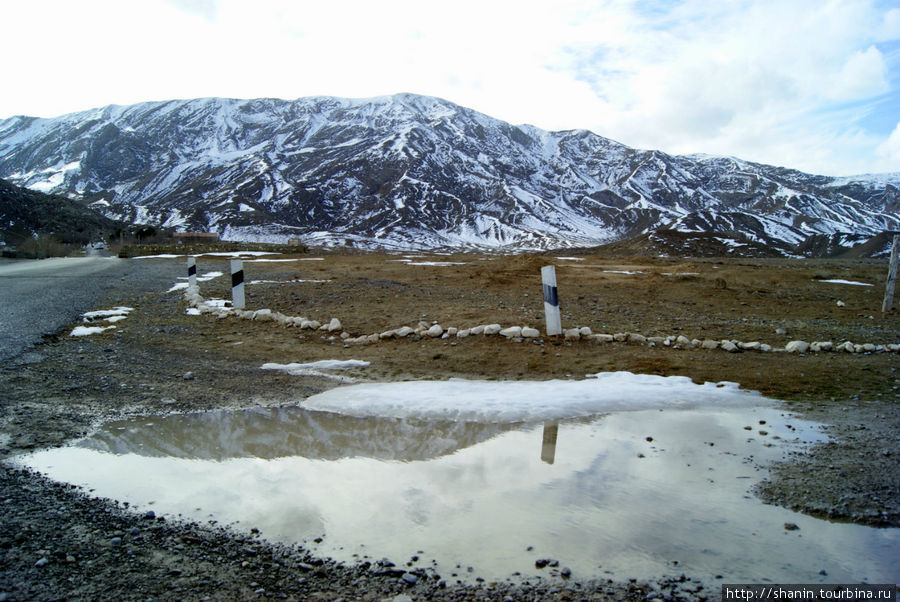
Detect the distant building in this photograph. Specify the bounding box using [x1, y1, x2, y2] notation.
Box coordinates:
[174, 232, 219, 244]
[287, 237, 304, 246]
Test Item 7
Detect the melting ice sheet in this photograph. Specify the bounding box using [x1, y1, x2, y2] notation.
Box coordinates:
[15, 374, 900, 586]
[300, 372, 764, 423]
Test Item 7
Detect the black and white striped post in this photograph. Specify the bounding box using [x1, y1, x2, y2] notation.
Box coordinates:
[230, 259, 245, 309]
[187, 256, 197, 290]
[541, 265, 562, 336]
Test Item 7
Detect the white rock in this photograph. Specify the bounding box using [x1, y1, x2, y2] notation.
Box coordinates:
[721, 341, 739, 353]
[446, 327, 458, 336]
[691, 339, 702, 347]
[253, 309, 273, 321]
[785, 340, 810, 353]
[591, 334, 614, 343]
[456, 329, 470, 338]
[759, 344, 772, 352]
[426, 324, 444, 337]
[837, 341, 855, 352]
[739, 341, 761, 351]
[579, 326, 593, 337]
[564, 328, 581, 340]
[340, 332, 350, 340]
[648, 336, 666, 345]
[862, 343, 876, 352]
[327, 318, 342, 332]
[521, 327, 540, 338]
[701, 339, 719, 350]
[627, 333, 647, 344]
[470, 325, 486, 335]
[483, 324, 502, 335]
[675, 335, 692, 347]
[613, 333, 628, 342]
[379, 330, 396, 339]
[854, 344, 864, 353]
[888, 344, 899, 352]
[500, 326, 522, 338]
[836, 300, 845, 307]
[395, 326, 415, 337]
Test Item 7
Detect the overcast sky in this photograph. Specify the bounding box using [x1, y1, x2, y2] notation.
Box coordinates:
[2, 0, 898, 177]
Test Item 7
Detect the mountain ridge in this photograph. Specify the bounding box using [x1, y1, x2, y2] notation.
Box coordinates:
[1, 93, 897, 254]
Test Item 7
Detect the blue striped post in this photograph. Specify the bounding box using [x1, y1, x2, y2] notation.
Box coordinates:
[187, 256, 197, 290]
[231, 259, 245, 309]
[541, 265, 562, 336]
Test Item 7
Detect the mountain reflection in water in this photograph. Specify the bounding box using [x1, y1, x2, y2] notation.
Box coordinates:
[78, 406, 524, 462]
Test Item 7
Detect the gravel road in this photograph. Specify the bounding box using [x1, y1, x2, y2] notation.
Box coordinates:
[0, 256, 176, 363]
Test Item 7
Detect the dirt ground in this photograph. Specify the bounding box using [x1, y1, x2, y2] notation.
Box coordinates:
[1, 250, 898, 600]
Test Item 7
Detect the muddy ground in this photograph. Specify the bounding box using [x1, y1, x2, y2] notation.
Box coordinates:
[0, 250, 898, 601]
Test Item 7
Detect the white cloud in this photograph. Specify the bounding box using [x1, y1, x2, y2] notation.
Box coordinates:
[876, 122, 900, 167]
[0, 0, 898, 176]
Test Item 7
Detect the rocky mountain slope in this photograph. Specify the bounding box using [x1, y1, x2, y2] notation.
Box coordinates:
[0, 178, 121, 246]
[0, 94, 897, 253]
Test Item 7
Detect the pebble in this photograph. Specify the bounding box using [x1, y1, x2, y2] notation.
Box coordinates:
[401, 573, 418, 585]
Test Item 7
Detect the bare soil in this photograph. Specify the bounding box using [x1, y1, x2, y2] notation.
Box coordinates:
[1, 251, 898, 601]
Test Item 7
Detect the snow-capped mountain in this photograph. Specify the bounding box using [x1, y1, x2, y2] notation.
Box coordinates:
[0, 93, 897, 253]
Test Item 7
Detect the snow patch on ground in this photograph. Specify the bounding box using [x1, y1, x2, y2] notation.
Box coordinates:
[82, 307, 133, 322]
[261, 360, 371, 381]
[245, 259, 304, 263]
[71, 306, 135, 336]
[70, 325, 116, 337]
[817, 279, 873, 286]
[301, 372, 764, 423]
[167, 271, 224, 292]
[249, 279, 329, 285]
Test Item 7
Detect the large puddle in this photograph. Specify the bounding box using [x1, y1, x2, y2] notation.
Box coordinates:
[15, 374, 899, 585]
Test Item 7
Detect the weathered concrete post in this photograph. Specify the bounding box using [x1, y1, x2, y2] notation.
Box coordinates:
[231, 259, 245, 309]
[882, 234, 900, 313]
[541, 265, 562, 336]
[187, 256, 197, 291]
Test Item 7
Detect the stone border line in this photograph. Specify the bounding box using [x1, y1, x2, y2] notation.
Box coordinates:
[183, 289, 900, 355]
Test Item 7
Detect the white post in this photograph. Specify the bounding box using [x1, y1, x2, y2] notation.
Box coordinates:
[541, 265, 562, 336]
[883, 234, 900, 313]
[231, 259, 245, 309]
[187, 256, 197, 291]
